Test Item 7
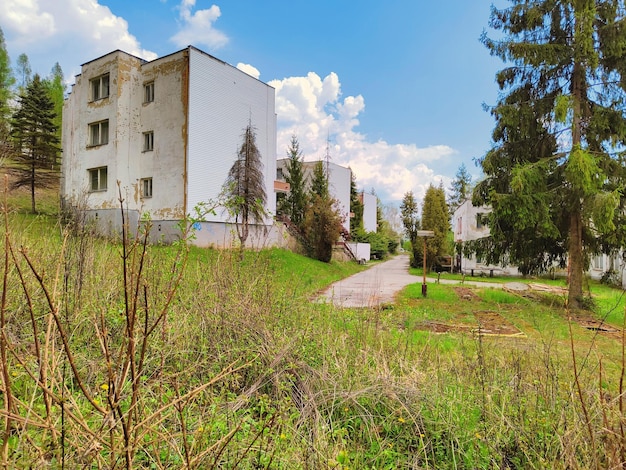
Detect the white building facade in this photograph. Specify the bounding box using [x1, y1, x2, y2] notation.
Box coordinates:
[275, 159, 352, 233]
[62, 47, 280, 248]
[360, 192, 378, 233]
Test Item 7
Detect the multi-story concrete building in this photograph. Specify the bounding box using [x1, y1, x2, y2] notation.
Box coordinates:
[360, 191, 378, 233]
[276, 159, 352, 233]
[62, 46, 280, 247]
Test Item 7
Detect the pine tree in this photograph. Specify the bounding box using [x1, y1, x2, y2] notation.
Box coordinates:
[400, 191, 421, 268]
[224, 121, 267, 249]
[15, 53, 31, 93]
[11, 74, 60, 213]
[349, 172, 364, 234]
[421, 184, 451, 270]
[302, 161, 342, 262]
[277, 135, 308, 229]
[476, 1, 626, 309]
[448, 163, 472, 214]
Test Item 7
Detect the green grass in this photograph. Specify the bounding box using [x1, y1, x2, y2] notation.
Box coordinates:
[3, 187, 626, 468]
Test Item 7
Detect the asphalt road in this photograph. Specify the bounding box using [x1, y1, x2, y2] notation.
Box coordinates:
[317, 254, 419, 308]
[317, 254, 508, 308]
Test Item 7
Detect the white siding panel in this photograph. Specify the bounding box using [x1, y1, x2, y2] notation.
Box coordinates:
[187, 48, 276, 223]
[362, 192, 377, 233]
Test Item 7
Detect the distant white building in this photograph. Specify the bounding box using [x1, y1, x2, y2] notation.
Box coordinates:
[62, 47, 283, 248]
[453, 199, 626, 286]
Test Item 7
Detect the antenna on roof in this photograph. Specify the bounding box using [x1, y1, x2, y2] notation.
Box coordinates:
[324, 130, 332, 180]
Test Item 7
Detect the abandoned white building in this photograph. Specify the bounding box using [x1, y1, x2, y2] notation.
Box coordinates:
[61, 46, 280, 248]
[453, 199, 626, 286]
[275, 159, 352, 233]
[360, 191, 378, 233]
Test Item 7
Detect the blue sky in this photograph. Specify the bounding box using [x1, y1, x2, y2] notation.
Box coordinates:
[1, 0, 505, 205]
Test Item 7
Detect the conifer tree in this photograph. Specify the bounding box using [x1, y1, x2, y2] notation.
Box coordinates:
[224, 121, 267, 249]
[45, 63, 65, 153]
[349, 172, 364, 234]
[302, 161, 342, 262]
[277, 135, 308, 229]
[15, 53, 31, 93]
[11, 74, 60, 213]
[421, 184, 451, 269]
[448, 163, 472, 214]
[476, 0, 626, 309]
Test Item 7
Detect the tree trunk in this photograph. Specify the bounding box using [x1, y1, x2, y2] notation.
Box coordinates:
[568, 210, 584, 309]
[30, 160, 36, 214]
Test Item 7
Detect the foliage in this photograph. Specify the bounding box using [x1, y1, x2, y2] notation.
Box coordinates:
[45, 63, 65, 148]
[15, 53, 31, 93]
[400, 191, 421, 268]
[421, 184, 451, 270]
[277, 134, 308, 229]
[476, 0, 626, 309]
[223, 120, 267, 249]
[300, 161, 343, 262]
[349, 171, 363, 233]
[10, 74, 60, 214]
[448, 163, 472, 215]
[0, 27, 14, 130]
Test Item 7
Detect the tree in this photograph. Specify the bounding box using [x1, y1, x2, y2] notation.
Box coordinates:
[15, 53, 31, 92]
[400, 191, 421, 268]
[0, 26, 14, 130]
[277, 135, 308, 229]
[11, 74, 60, 213]
[448, 163, 472, 214]
[45, 63, 65, 154]
[476, 0, 626, 309]
[421, 184, 451, 270]
[349, 172, 364, 233]
[301, 161, 343, 262]
[223, 121, 267, 249]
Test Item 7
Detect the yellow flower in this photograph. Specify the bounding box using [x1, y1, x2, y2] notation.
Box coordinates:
[280, 433, 286, 440]
[100, 383, 109, 391]
[398, 417, 405, 423]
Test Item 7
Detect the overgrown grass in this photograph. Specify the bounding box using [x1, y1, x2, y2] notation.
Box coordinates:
[2, 186, 626, 468]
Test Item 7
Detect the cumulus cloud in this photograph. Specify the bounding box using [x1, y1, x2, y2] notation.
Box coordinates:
[170, 0, 228, 49]
[236, 63, 260, 79]
[269, 72, 455, 204]
[0, 0, 157, 76]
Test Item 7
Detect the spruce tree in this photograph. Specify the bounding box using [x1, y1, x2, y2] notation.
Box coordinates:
[421, 184, 451, 270]
[11, 74, 60, 213]
[302, 161, 342, 262]
[349, 172, 364, 234]
[448, 163, 472, 214]
[277, 135, 308, 229]
[224, 121, 267, 249]
[46, 63, 65, 153]
[476, 0, 626, 309]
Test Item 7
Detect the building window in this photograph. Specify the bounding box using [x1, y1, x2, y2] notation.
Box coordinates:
[141, 177, 153, 198]
[476, 213, 485, 229]
[90, 73, 110, 101]
[89, 167, 108, 192]
[89, 120, 109, 146]
[593, 255, 604, 270]
[143, 131, 154, 151]
[144, 81, 154, 103]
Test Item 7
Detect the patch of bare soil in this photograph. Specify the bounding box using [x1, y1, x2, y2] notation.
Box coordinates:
[570, 312, 623, 340]
[454, 287, 480, 301]
[419, 311, 525, 337]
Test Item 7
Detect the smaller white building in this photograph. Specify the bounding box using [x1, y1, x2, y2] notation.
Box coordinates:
[453, 199, 519, 276]
[276, 159, 352, 233]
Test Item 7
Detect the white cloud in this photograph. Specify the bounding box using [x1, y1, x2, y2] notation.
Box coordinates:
[269, 72, 455, 204]
[170, 1, 228, 49]
[236, 63, 260, 79]
[0, 0, 157, 77]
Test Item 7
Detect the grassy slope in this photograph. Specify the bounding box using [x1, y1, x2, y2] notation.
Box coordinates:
[2, 186, 626, 468]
